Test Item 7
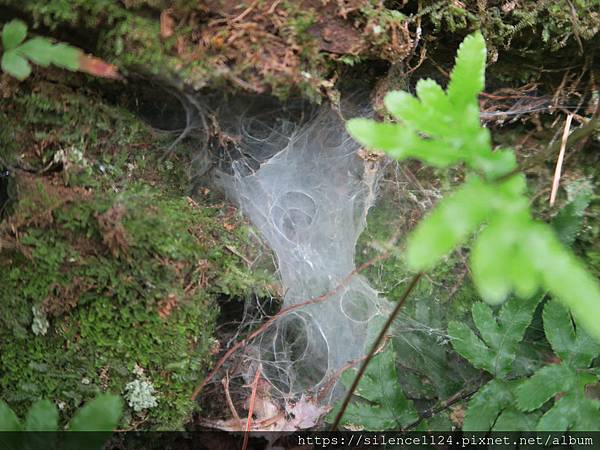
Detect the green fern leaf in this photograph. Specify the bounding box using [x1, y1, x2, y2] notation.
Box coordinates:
[384, 86, 452, 139]
[543, 300, 600, 368]
[23, 400, 59, 450]
[450, 294, 539, 378]
[24, 399, 58, 431]
[471, 302, 502, 348]
[493, 408, 540, 432]
[515, 363, 578, 412]
[472, 149, 517, 180]
[446, 31, 487, 111]
[552, 180, 593, 246]
[415, 78, 452, 115]
[346, 119, 410, 155]
[471, 219, 521, 304]
[347, 118, 463, 167]
[67, 394, 123, 431]
[463, 379, 513, 431]
[407, 177, 494, 271]
[328, 343, 418, 430]
[0, 400, 21, 431]
[537, 394, 600, 432]
[526, 223, 600, 342]
[448, 320, 493, 373]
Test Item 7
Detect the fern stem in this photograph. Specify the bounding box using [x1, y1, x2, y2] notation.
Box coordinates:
[330, 271, 423, 430]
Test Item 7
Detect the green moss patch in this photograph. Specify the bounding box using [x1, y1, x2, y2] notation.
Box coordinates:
[0, 78, 273, 430]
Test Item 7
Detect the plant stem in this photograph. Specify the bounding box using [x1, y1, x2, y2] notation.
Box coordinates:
[330, 271, 423, 431]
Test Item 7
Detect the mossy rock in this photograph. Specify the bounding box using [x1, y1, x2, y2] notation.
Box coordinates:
[3, 1, 597, 102]
[0, 75, 273, 430]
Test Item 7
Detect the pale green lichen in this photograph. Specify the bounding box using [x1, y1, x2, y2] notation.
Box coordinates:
[31, 305, 49, 336]
[125, 379, 158, 412]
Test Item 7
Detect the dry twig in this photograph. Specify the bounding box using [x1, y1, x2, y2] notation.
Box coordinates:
[190, 251, 391, 401]
[221, 372, 243, 428]
[549, 113, 573, 206]
[242, 365, 262, 450]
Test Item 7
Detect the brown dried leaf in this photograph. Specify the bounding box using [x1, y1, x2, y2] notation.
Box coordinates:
[78, 54, 123, 80]
[286, 396, 326, 429]
[158, 293, 178, 320]
[160, 9, 176, 38]
[450, 405, 465, 427]
[95, 204, 129, 258]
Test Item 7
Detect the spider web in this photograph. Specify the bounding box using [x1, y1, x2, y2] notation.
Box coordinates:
[216, 108, 390, 397]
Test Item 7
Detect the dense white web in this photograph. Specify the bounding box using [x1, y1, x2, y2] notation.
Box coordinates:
[217, 109, 390, 397]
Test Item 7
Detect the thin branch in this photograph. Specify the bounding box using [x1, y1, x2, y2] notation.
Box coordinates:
[190, 251, 391, 401]
[405, 383, 484, 430]
[221, 372, 243, 428]
[242, 364, 261, 450]
[330, 271, 423, 430]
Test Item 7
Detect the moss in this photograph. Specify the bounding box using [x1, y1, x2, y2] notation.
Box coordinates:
[0, 0, 413, 100]
[420, 0, 599, 85]
[3, 0, 598, 102]
[424, 0, 599, 50]
[0, 77, 272, 430]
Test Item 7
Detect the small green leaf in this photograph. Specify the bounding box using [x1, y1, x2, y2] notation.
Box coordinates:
[48, 43, 80, 70]
[508, 241, 541, 300]
[493, 408, 540, 432]
[471, 302, 501, 348]
[448, 320, 493, 374]
[536, 394, 575, 432]
[570, 398, 600, 431]
[447, 31, 487, 110]
[552, 181, 593, 246]
[536, 394, 600, 432]
[472, 216, 541, 303]
[543, 299, 600, 368]
[496, 293, 541, 342]
[384, 88, 451, 139]
[415, 78, 451, 115]
[25, 399, 58, 431]
[384, 90, 423, 125]
[1, 50, 31, 80]
[19, 37, 54, 67]
[328, 343, 418, 430]
[67, 394, 123, 431]
[346, 119, 408, 154]
[526, 223, 600, 343]
[2, 19, 28, 50]
[471, 220, 517, 304]
[0, 400, 21, 431]
[463, 379, 513, 431]
[515, 363, 576, 411]
[347, 117, 465, 168]
[473, 149, 517, 180]
[450, 295, 540, 378]
[407, 177, 494, 271]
